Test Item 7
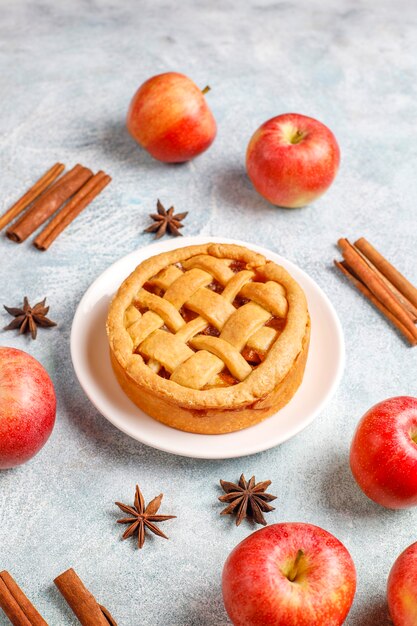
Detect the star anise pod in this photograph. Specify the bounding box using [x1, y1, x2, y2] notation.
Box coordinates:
[144, 199, 188, 239]
[115, 485, 176, 549]
[219, 474, 277, 527]
[3, 297, 56, 340]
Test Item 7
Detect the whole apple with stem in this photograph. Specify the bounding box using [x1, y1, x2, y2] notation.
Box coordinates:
[350, 396, 417, 508]
[222, 522, 356, 626]
[246, 113, 340, 208]
[387, 541, 417, 626]
[0, 347, 56, 469]
[127, 72, 217, 163]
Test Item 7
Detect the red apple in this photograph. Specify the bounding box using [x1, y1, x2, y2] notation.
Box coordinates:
[0, 347, 56, 469]
[127, 72, 217, 163]
[387, 541, 417, 626]
[350, 396, 417, 509]
[222, 522, 356, 626]
[246, 113, 340, 208]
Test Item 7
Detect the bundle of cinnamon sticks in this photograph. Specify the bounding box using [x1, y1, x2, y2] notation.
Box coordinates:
[0, 163, 111, 250]
[0, 569, 117, 625]
[335, 237, 417, 346]
[0, 571, 47, 626]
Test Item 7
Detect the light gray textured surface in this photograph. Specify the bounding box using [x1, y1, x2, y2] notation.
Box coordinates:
[0, 0, 417, 624]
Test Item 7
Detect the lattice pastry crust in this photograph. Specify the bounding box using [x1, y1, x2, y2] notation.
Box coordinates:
[107, 243, 310, 434]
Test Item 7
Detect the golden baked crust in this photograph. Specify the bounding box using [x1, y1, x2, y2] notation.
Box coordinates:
[107, 243, 310, 434]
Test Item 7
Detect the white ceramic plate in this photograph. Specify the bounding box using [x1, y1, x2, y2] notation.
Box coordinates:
[70, 237, 344, 459]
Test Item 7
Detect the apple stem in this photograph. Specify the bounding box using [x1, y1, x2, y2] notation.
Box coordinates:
[288, 550, 304, 582]
[291, 130, 305, 145]
[201, 85, 211, 95]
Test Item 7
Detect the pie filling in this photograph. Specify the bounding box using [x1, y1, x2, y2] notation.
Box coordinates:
[127, 255, 289, 390]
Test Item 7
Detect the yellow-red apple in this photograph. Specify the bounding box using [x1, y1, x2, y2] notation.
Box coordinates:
[222, 522, 356, 626]
[127, 72, 216, 163]
[0, 347, 56, 469]
[387, 542, 417, 626]
[350, 396, 417, 509]
[246, 113, 340, 207]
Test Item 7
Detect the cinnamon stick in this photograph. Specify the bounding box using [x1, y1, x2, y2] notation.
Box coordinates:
[0, 571, 48, 626]
[0, 163, 65, 231]
[338, 238, 417, 342]
[54, 568, 117, 626]
[34, 171, 111, 251]
[6, 164, 92, 243]
[335, 261, 417, 346]
[355, 237, 417, 309]
[352, 242, 417, 322]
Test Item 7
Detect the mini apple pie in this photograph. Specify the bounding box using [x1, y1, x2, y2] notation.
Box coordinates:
[107, 243, 310, 434]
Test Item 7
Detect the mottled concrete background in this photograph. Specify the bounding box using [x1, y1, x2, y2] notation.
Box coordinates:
[1, 0, 417, 624]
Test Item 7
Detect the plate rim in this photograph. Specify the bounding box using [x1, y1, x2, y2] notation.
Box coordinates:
[70, 236, 345, 459]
